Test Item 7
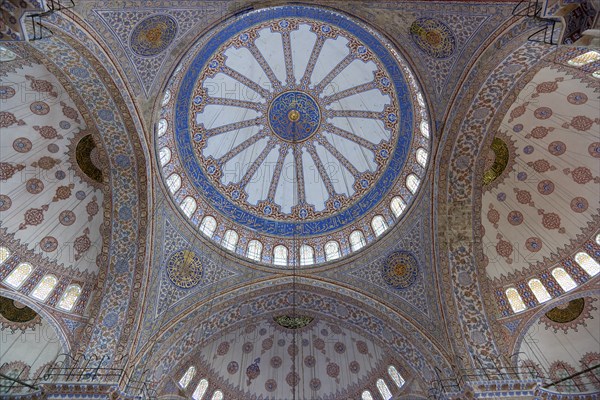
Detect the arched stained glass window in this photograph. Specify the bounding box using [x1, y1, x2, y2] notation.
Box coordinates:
[199, 216, 217, 237]
[388, 365, 405, 388]
[162, 89, 172, 106]
[390, 196, 406, 218]
[0, 247, 10, 265]
[349, 230, 366, 252]
[528, 279, 551, 303]
[222, 230, 239, 252]
[371, 215, 388, 237]
[416, 147, 428, 167]
[596, 233, 600, 245]
[361, 390, 374, 400]
[4, 263, 33, 288]
[567, 50, 600, 67]
[246, 240, 263, 262]
[157, 118, 167, 137]
[552, 268, 577, 292]
[324, 241, 341, 261]
[593, 70, 600, 80]
[180, 197, 197, 218]
[211, 390, 223, 400]
[299, 244, 314, 266]
[420, 120, 430, 138]
[273, 245, 288, 266]
[506, 288, 526, 313]
[377, 379, 393, 400]
[57, 284, 82, 311]
[406, 174, 420, 194]
[31, 275, 58, 301]
[575, 252, 600, 277]
[166, 173, 181, 194]
[159, 147, 171, 166]
[192, 379, 209, 400]
[178, 366, 196, 389]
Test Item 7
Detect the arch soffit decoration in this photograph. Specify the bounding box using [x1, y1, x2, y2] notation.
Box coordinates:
[25, 15, 152, 363]
[434, 17, 561, 367]
[133, 278, 452, 386]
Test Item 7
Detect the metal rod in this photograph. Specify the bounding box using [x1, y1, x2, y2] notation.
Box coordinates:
[543, 364, 600, 389]
[0, 373, 38, 390]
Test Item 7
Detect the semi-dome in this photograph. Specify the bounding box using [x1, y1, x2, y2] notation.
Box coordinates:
[157, 5, 431, 267]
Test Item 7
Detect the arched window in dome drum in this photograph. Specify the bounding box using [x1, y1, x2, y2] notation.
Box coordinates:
[31, 275, 58, 301]
[161, 89, 171, 106]
[180, 197, 197, 218]
[211, 390, 223, 400]
[574, 252, 600, 276]
[273, 245, 288, 266]
[377, 378, 393, 400]
[159, 147, 171, 166]
[567, 50, 600, 67]
[192, 379, 208, 400]
[222, 230, 239, 252]
[416, 147, 428, 168]
[199, 216, 217, 237]
[157, 118, 167, 137]
[506, 288, 526, 313]
[349, 230, 366, 252]
[528, 279, 551, 303]
[0, 246, 10, 265]
[4, 262, 33, 288]
[324, 241, 341, 261]
[387, 365, 405, 388]
[390, 196, 406, 218]
[420, 120, 430, 138]
[178, 366, 196, 389]
[371, 215, 388, 237]
[552, 268, 577, 292]
[246, 240, 263, 262]
[596, 234, 600, 245]
[166, 173, 181, 194]
[299, 244, 314, 266]
[57, 284, 82, 311]
[406, 174, 420, 194]
[361, 390, 374, 400]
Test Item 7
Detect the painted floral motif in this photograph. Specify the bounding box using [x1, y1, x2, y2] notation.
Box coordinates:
[13, 137, 32, 153]
[526, 126, 554, 139]
[25, 75, 58, 97]
[0, 111, 25, 128]
[567, 92, 588, 105]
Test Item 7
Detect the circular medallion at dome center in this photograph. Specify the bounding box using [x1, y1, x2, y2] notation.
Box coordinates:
[268, 91, 320, 142]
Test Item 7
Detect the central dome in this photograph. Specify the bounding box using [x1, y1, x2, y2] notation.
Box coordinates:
[157, 5, 431, 267]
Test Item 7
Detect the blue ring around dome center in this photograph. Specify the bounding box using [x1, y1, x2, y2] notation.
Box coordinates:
[268, 91, 320, 142]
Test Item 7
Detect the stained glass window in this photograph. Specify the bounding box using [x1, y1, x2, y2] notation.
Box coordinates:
[157, 118, 167, 137]
[178, 366, 196, 389]
[567, 50, 600, 67]
[180, 197, 197, 218]
[192, 379, 208, 400]
[222, 230, 239, 252]
[246, 240, 263, 262]
[159, 147, 171, 166]
[528, 279, 551, 303]
[299, 245, 314, 266]
[273, 245, 288, 266]
[388, 365, 405, 388]
[199, 216, 217, 237]
[162, 89, 172, 106]
[596, 233, 600, 245]
[324, 241, 340, 261]
[416, 147, 428, 168]
[390, 196, 406, 218]
[4, 262, 33, 288]
[349, 230, 366, 252]
[166, 173, 181, 194]
[506, 288, 526, 313]
[31, 275, 58, 301]
[57, 284, 82, 311]
[377, 378, 393, 400]
[371, 215, 388, 237]
[0, 247, 10, 264]
[211, 390, 223, 400]
[361, 390, 374, 400]
[593, 70, 600, 80]
[406, 174, 420, 194]
[574, 252, 600, 277]
[420, 120, 430, 138]
[552, 268, 577, 292]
